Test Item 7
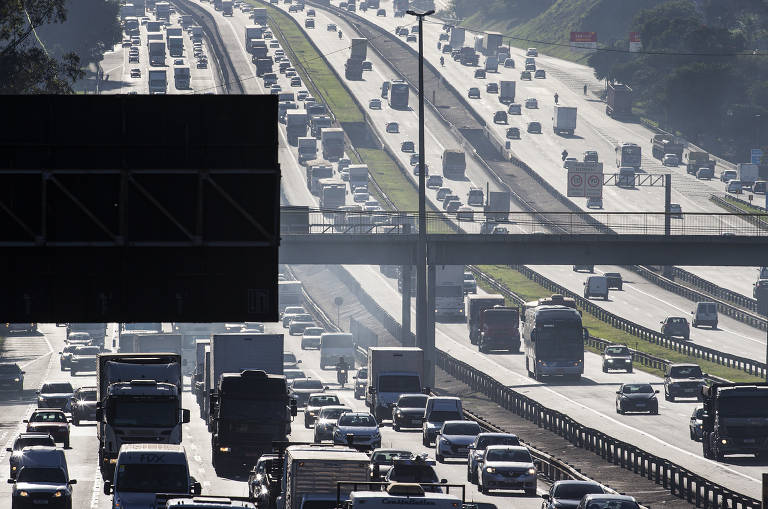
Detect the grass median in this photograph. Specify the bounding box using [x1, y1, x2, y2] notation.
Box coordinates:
[476, 264, 763, 382]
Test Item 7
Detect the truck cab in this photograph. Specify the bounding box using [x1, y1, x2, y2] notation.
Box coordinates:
[366, 347, 425, 423]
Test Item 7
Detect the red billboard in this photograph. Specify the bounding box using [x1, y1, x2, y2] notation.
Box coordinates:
[570, 32, 597, 52]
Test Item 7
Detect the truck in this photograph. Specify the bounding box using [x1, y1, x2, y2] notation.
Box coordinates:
[252, 7, 268, 25]
[321, 128, 345, 160]
[179, 14, 193, 27]
[168, 36, 183, 57]
[345, 38, 367, 80]
[499, 80, 515, 104]
[298, 137, 318, 164]
[148, 41, 166, 66]
[449, 27, 465, 48]
[435, 265, 465, 318]
[132, 333, 182, 355]
[348, 484, 463, 509]
[473, 35, 484, 53]
[148, 69, 167, 94]
[255, 57, 273, 76]
[155, 1, 170, 22]
[459, 46, 477, 66]
[650, 134, 683, 160]
[173, 66, 190, 89]
[606, 82, 632, 118]
[64, 323, 107, 346]
[311, 115, 332, 138]
[190, 26, 203, 42]
[477, 306, 520, 353]
[308, 160, 333, 194]
[245, 25, 264, 48]
[345, 58, 364, 81]
[286, 111, 309, 145]
[279, 446, 371, 509]
[366, 347, 425, 421]
[484, 31, 503, 56]
[467, 294, 505, 345]
[319, 179, 346, 210]
[484, 190, 510, 223]
[388, 80, 409, 109]
[552, 105, 577, 136]
[96, 353, 187, 478]
[250, 40, 268, 58]
[484, 56, 498, 72]
[737, 163, 759, 189]
[173, 323, 228, 376]
[208, 333, 289, 472]
[192, 339, 210, 407]
[278, 280, 303, 312]
[348, 164, 368, 192]
[442, 149, 466, 179]
[166, 26, 183, 40]
[222, 0, 233, 15]
[701, 383, 768, 461]
[685, 151, 715, 175]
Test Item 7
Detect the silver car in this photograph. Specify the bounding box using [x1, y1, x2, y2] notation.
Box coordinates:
[333, 412, 381, 450]
[313, 406, 351, 442]
[467, 433, 520, 484]
[435, 420, 481, 462]
[477, 445, 537, 495]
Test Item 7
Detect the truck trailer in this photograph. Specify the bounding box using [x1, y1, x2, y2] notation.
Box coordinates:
[366, 347, 425, 421]
[435, 265, 465, 318]
[466, 294, 505, 345]
[606, 82, 632, 118]
[552, 106, 577, 136]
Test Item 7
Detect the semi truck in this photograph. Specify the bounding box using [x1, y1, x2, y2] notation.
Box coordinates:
[250, 40, 268, 59]
[685, 151, 715, 176]
[737, 163, 759, 189]
[348, 164, 369, 192]
[442, 149, 466, 179]
[174, 66, 190, 89]
[168, 36, 183, 57]
[484, 190, 510, 223]
[190, 26, 203, 42]
[321, 128, 345, 160]
[701, 383, 768, 461]
[278, 280, 303, 312]
[155, 1, 170, 22]
[606, 82, 632, 118]
[252, 7, 268, 25]
[435, 265, 465, 318]
[484, 32, 503, 56]
[467, 294, 505, 345]
[650, 134, 683, 160]
[345, 38, 368, 80]
[255, 57, 273, 76]
[286, 111, 309, 145]
[499, 80, 515, 104]
[148, 69, 167, 94]
[148, 41, 166, 66]
[449, 27, 465, 48]
[166, 26, 183, 40]
[366, 347, 425, 422]
[552, 106, 577, 136]
[96, 353, 187, 478]
[245, 25, 264, 48]
[319, 180, 346, 210]
[208, 333, 288, 471]
[298, 137, 318, 164]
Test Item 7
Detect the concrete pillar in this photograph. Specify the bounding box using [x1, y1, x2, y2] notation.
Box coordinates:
[424, 264, 436, 389]
[401, 264, 412, 346]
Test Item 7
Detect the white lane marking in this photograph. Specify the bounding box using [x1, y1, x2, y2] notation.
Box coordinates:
[90, 466, 103, 509]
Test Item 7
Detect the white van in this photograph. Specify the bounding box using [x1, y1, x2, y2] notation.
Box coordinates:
[583, 275, 608, 300]
[422, 396, 462, 446]
[104, 444, 201, 508]
[319, 333, 355, 369]
[692, 301, 718, 329]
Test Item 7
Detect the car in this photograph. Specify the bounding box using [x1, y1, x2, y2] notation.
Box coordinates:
[526, 47, 538, 56]
[467, 87, 480, 99]
[0, 363, 24, 397]
[503, 58, 515, 68]
[297, 90, 309, 101]
[7, 433, 57, 479]
[435, 420, 481, 462]
[307, 8, 315, 15]
[377, 8, 386, 16]
[290, 379, 326, 407]
[406, 34, 417, 42]
[601, 344, 633, 373]
[664, 363, 706, 401]
[352, 366, 368, 399]
[270, 40, 280, 48]
[720, 169, 738, 182]
[282, 306, 307, 326]
[290, 77, 302, 87]
[70, 386, 97, 425]
[727, 179, 743, 194]
[129, 68, 141, 78]
[541, 481, 606, 509]
[248, 454, 281, 508]
[301, 326, 323, 349]
[283, 352, 301, 370]
[285, 70, 297, 78]
[508, 103, 521, 114]
[689, 406, 704, 441]
[520, 70, 531, 80]
[288, 4, 298, 11]
[563, 157, 578, 168]
[579, 494, 641, 509]
[401, 141, 415, 152]
[615, 383, 659, 414]
[270, 85, 281, 95]
[525, 97, 537, 108]
[25, 409, 70, 447]
[527, 121, 541, 133]
[451, 49, 461, 60]
[476, 445, 536, 495]
[466, 433, 520, 483]
[604, 272, 623, 290]
[486, 82, 498, 94]
[284, 369, 306, 385]
[332, 412, 381, 450]
[36, 382, 74, 411]
[326, 23, 337, 31]
[289, 319, 314, 336]
[391, 393, 428, 431]
[586, 196, 603, 209]
[583, 150, 599, 163]
[572, 264, 594, 273]
[369, 98, 382, 109]
[474, 69, 486, 79]
[69, 345, 99, 376]
[369, 449, 411, 481]
[446, 199, 462, 213]
[534, 69, 546, 79]
[426, 175, 443, 189]
[59, 345, 77, 370]
[662, 153, 679, 166]
[174, 59, 184, 65]
[122, 39, 132, 47]
[441, 195, 459, 210]
[753, 279, 768, 298]
[493, 111, 507, 124]
[10, 447, 76, 508]
[313, 405, 352, 442]
[362, 61, 372, 71]
[697, 166, 714, 180]
[692, 301, 718, 328]
[669, 203, 682, 218]
[525, 62, 536, 71]
[385, 122, 399, 133]
[660, 316, 690, 340]
[442, 44, 453, 54]
[353, 189, 369, 202]
[436, 187, 451, 201]
[304, 393, 342, 428]
[128, 55, 139, 63]
[505, 127, 520, 139]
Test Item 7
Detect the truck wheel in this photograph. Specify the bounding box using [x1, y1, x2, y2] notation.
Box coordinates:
[72, 415, 80, 426]
[71, 369, 77, 376]
[436, 453, 444, 463]
[602, 365, 608, 373]
[627, 366, 633, 374]
[393, 421, 400, 431]
[422, 435, 429, 447]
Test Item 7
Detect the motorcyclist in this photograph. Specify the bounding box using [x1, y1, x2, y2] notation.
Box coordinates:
[336, 357, 349, 387]
[440, 56, 444, 66]
[583, 84, 588, 95]
[338, 30, 343, 39]
[561, 149, 568, 161]
[554, 92, 559, 104]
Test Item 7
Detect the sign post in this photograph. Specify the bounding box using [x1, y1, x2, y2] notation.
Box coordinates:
[751, 148, 763, 165]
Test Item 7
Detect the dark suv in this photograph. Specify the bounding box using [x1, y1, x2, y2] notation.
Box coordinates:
[0, 363, 24, 398]
[70, 386, 98, 425]
[660, 316, 690, 341]
[604, 273, 623, 290]
[664, 363, 706, 401]
[601, 345, 632, 373]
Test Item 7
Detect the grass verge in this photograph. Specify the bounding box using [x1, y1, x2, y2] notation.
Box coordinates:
[721, 195, 767, 214]
[476, 264, 764, 382]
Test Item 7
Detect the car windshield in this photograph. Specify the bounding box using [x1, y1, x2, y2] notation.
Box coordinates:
[14, 437, 55, 450]
[372, 451, 410, 464]
[553, 483, 604, 500]
[320, 407, 350, 419]
[586, 501, 639, 509]
[485, 448, 531, 462]
[605, 346, 630, 355]
[380, 375, 420, 393]
[719, 396, 768, 417]
[622, 384, 653, 394]
[304, 328, 323, 336]
[293, 380, 323, 390]
[284, 353, 297, 363]
[669, 366, 702, 378]
[116, 463, 188, 493]
[429, 410, 460, 422]
[338, 414, 376, 426]
[75, 347, 100, 355]
[75, 390, 97, 401]
[42, 383, 73, 393]
[285, 370, 305, 380]
[17, 467, 66, 484]
[668, 317, 686, 324]
[390, 464, 438, 483]
[477, 435, 520, 448]
[0, 364, 20, 373]
[30, 411, 66, 422]
[442, 422, 481, 435]
[308, 395, 339, 406]
[398, 396, 427, 408]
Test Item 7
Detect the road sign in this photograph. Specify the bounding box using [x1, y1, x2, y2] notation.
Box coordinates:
[751, 148, 763, 164]
[568, 162, 603, 198]
[586, 172, 603, 197]
[567, 172, 585, 197]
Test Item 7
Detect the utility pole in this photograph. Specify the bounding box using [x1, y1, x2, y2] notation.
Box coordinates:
[407, 7, 434, 387]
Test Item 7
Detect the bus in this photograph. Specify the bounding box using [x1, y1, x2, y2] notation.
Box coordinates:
[389, 80, 409, 110]
[319, 332, 355, 369]
[279, 281, 303, 313]
[522, 305, 585, 381]
[615, 142, 641, 169]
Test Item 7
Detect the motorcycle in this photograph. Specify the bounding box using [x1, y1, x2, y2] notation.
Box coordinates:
[338, 30, 343, 39]
[440, 56, 444, 66]
[337, 368, 348, 388]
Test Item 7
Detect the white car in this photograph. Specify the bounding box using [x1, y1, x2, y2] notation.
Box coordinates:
[369, 98, 382, 109]
[332, 412, 381, 450]
[301, 326, 323, 349]
[313, 406, 351, 442]
[525, 98, 538, 109]
[476, 445, 537, 495]
[435, 420, 481, 462]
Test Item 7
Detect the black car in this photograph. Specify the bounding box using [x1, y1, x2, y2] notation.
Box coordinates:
[615, 383, 659, 414]
[520, 70, 531, 80]
[401, 141, 415, 153]
[0, 363, 24, 398]
[369, 448, 411, 480]
[7, 433, 56, 479]
[527, 121, 541, 133]
[248, 454, 282, 507]
[601, 345, 632, 373]
[572, 264, 594, 273]
[660, 316, 690, 340]
[689, 406, 704, 441]
[664, 363, 705, 401]
[353, 367, 368, 399]
[542, 480, 606, 509]
[70, 386, 98, 425]
[36, 382, 74, 411]
[604, 272, 623, 290]
[505, 127, 520, 139]
[391, 393, 428, 431]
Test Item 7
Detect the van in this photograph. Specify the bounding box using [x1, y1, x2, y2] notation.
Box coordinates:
[691, 301, 718, 329]
[618, 167, 635, 188]
[16, 445, 69, 477]
[422, 396, 462, 446]
[319, 333, 355, 369]
[753, 180, 767, 194]
[583, 275, 608, 300]
[104, 444, 201, 505]
[726, 180, 743, 194]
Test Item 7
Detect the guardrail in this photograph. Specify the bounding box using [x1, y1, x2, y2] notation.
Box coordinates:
[327, 264, 759, 508]
[711, 195, 768, 231]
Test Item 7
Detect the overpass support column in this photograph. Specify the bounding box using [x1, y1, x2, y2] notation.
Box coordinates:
[424, 264, 436, 389]
[401, 264, 412, 346]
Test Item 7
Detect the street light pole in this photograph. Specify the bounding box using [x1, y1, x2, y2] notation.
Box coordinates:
[407, 8, 434, 387]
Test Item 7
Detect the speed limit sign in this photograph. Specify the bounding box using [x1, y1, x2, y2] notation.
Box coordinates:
[586, 173, 603, 197]
[567, 172, 585, 197]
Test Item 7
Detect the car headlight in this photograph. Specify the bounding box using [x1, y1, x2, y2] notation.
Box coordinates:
[11, 466, 16, 471]
[13, 378, 19, 382]
[527, 467, 536, 475]
[721, 439, 728, 445]
[485, 467, 495, 473]
[18, 491, 29, 497]
[53, 490, 63, 498]
[606, 359, 614, 363]
[396, 410, 402, 416]
[219, 447, 231, 452]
